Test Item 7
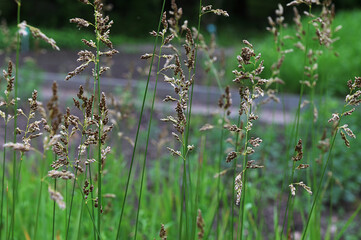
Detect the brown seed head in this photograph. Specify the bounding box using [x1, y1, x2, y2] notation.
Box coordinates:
[292, 139, 303, 161]
[226, 151, 237, 163]
[159, 224, 167, 240]
[197, 209, 205, 239]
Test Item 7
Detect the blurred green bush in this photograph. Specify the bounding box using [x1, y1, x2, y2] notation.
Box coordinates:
[226, 9, 361, 97]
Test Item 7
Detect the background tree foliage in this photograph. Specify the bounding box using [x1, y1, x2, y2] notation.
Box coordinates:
[0, 0, 360, 36]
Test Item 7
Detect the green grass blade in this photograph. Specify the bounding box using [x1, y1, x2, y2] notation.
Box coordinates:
[115, 1, 166, 238]
[10, 1, 21, 239]
[133, 28, 165, 240]
[335, 202, 361, 240]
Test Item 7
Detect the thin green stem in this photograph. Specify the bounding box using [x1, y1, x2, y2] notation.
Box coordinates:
[179, 151, 189, 239]
[95, 31, 102, 240]
[204, 186, 226, 240]
[65, 161, 80, 240]
[183, 1, 202, 238]
[76, 196, 85, 240]
[65, 168, 68, 236]
[85, 4, 103, 239]
[10, 2, 21, 239]
[115, 1, 166, 238]
[184, 0, 201, 149]
[33, 152, 48, 239]
[178, 172, 184, 239]
[76, 166, 89, 240]
[191, 135, 205, 240]
[281, 161, 296, 235]
[88, 161, 97, 240]
[281, 6, 312, 238]
[133, 35, 164, 240]
[231, 115, 241, 239]
[73, 166, 101, 239]
[0, 119, 7, 239]
[216, 112, 226, 239]
[301, 106, 346, 239]
[6, 180, 9, 240]
[52, 179, 57, 240]
[66, 125, 86, 239]
[239, 105, 252, 239]
[335, 202, 361, 240]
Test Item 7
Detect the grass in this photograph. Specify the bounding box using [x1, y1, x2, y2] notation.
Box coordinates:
[1, 0, 361, 240]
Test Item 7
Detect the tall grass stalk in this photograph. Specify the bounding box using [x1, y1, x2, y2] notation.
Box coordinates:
[0, 116, 6, 240]
[65, 169, 68, 237]
[179, 145, 189, 239]
[10, 1, 21, 239]
[182, 1, 202, 238]
[68, 163, 102, 239]
[33, 151, 48, 239]
[115, 0, 166, 238]
[88, 164, 97, 240]
[6, 182, 9, 240]
[0, 65, 10, 239]
[191, 135, 204, 240]
[93, 8, 103, 238]
[281, 5, 312, 237]
[133, 24, 165, 240]
[238, 105, 252, 239]
[216, 112, 226, 239]
[65, 141, 83, 239]
[52, 179, 57, 240]
[75, 166, 92, 239]
[89, 3, 100, 238]
[301, 105, 347, 239]
[231, 115, 241, 239]
[74, 172, 101, 239]
[76, 195, 85, 240]
[179, 154, 188, 239]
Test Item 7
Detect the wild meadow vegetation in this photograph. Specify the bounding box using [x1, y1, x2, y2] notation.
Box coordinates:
[0, 0, 361, 239]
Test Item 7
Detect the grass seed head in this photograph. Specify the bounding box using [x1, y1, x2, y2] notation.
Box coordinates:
[159, 224, 167, 240]
[48, 170, 75, 180]
[292, 139, 303, 161]
[235, 173, 243, 206]
[226, 151, 237, 163]
[3, 142, 30, 152]
[289, 184, 296, 196]
[48, 187, 65, 210]
[70, 18, 90, 29]
[20, 21, 60, 50]
[197, 209, 205, 239]
[340, 131, 350, 147]
[328, 113, 340, 123]
[295, 181, 312, 195]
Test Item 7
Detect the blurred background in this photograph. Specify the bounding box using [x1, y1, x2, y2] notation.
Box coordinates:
[1, 0, 361, 96]
[1, 0, 361, 37]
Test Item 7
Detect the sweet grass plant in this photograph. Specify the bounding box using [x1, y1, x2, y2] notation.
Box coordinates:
[0, 0, 361, 239]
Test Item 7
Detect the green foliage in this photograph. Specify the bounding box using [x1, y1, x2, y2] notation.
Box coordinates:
[226, 9, 361, 97]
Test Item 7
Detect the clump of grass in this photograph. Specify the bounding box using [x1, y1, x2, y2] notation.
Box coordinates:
[65, 1, 118, 238]
[301, 76, 361, 239]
